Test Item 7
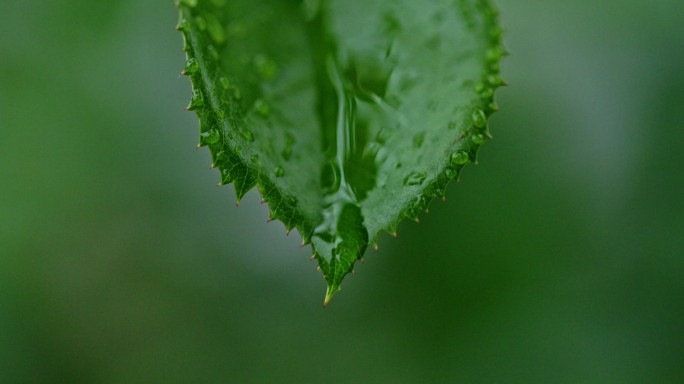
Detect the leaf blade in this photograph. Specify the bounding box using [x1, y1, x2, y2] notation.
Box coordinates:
[177, 0, 504, 304]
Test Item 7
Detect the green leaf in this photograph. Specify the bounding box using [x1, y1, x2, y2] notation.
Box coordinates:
[176, 0, 504, 305]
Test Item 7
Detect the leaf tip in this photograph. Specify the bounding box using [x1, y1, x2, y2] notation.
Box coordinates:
[323, 284, 340, 307]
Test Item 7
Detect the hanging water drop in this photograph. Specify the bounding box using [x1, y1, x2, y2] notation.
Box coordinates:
[450, 151, 469, 165]
[487, 74, 504, 87]
[472, 134, 486, 145]
[471, 108, 487, 128]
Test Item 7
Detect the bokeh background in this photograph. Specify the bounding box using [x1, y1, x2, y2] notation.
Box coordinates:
[2, 0, 683, 382]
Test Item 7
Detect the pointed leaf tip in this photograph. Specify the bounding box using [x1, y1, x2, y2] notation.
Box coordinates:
[324, 284, 340, 307]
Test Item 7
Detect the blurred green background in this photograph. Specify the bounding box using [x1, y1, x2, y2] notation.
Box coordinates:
[2, 0, 683, 382]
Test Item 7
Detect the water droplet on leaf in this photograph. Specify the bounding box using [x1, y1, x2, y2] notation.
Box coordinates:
[403, 172, 426, 186]
[205, 15, 226, 45]
[187, 89, 204, 110]
[201, 129, 221, 145]
[220, 168, 232, 184]
[176, 18, 189, 32]
[487, 74, 504, 87]
[194, 16, 207, 31]
[213, 108, 225, 121]
[471, 108, 487, 128]
[488, 102, 499, 112]
[450, 151, 469, 165]
[183, 58, 199, 75]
